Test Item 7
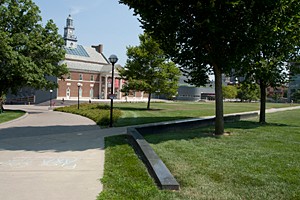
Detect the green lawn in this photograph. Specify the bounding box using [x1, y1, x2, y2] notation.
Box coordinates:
[0, 110, 25, 124]
[98, 109, 300, 200]
[114, 101, 294, 126]
[56, 101, 295, 127]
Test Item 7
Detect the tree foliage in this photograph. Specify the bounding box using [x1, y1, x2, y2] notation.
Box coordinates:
[120, 0, 300, 131]
[233, 0, 300, 123]
[237, 83, 260, 102]
[222, 85, 237, 100]
[120, 0, 257, 134]
[291, 89, 300, 103]
[240, 1, 300, 78]
[0, 0, 68, 97]
[118, 33, 181, 109]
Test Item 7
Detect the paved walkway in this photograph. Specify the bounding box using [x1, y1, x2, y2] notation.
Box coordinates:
[0, 105, 126, 200]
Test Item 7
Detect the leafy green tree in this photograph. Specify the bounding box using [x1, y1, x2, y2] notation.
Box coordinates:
[0, 0, 68, 100]
[237, 83, 260, 102]
[120, 0, 293, 134]
[222, 85, 237, 100]
[291, 89, 300, 103]
[119, 33, 181, 109]
[234, 1, 300, 123]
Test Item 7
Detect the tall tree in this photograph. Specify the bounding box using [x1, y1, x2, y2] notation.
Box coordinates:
[0, 0, 68, 98]
[235, 0, 300, 123]
[120, 0, 300, 133]
[120, 0, 269, 134]
[119, 33, 181, 109]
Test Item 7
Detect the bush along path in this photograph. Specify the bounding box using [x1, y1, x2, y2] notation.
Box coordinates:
[55, 104, 122, 127]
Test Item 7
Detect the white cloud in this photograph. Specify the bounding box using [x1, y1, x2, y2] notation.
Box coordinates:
[65, 0, 103, 16]
[70, 6, 86, 15]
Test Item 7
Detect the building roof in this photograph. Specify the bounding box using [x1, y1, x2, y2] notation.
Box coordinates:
[65, 45, 89, 57]
[64, 45, 109, 65]
[63, 44, 113, 73]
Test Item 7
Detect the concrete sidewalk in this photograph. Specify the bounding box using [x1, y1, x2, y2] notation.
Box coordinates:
[0, 105, 126, 200]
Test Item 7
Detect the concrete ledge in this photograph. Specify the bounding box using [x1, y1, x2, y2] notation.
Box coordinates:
[127, 127, 180, 190]
[127, 112, 258, 190]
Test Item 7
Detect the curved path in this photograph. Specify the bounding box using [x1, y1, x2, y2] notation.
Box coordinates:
[0, 105, 126, 200]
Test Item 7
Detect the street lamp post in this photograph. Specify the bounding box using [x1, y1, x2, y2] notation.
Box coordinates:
[49, 90, 53, 108]
[77, 83, 82, 109]
[108, 54, 118, 127]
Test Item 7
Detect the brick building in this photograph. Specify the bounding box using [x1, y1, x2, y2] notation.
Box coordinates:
[58, 15, 124, 101]
[6, 15, 127, 104]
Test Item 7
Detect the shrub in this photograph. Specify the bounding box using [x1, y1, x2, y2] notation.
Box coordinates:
[96, 104, 110, 110]
[54, 103, 122, 127]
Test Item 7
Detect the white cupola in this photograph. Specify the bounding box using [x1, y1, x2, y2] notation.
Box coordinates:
[63, 14, 78, 48]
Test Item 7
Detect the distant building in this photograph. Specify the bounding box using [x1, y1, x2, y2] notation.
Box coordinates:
[176, 75, 215, 101]
[7, 15, 128, 104]
[58, 15, 124, 101]
[175, 74, 237, 101]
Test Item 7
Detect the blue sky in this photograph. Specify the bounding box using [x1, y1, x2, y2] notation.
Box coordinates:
[33, 0, 143, 66]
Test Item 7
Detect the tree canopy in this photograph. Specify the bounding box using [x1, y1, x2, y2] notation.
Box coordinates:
[222, 85, 237, 100]
[119, 33, 181, 109]
[0, 0, 68, 97]
[120, 0, 300, 133]
[233, 0, 300, 123]
[237, 83, 260, 102]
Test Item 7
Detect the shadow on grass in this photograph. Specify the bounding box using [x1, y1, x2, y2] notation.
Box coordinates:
[115, 116, 193, 127]
[143, 120, 295, 145]
[104, 135, 128, 149]
[225, 120, 291, 130]
[144, 125, 218, 144]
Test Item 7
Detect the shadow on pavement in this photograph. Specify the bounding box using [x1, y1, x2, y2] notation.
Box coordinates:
[0, 125, 104, 152]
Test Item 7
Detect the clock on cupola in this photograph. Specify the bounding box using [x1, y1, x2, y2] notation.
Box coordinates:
[63, 14, 78, 48]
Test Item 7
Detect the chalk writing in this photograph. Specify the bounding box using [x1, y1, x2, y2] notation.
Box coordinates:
[0, 157, 32, 168]
[41, 157, 78, 169]
[0, 157, 79, 169]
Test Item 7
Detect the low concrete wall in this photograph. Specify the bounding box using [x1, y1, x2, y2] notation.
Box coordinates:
[127, 128, 180, 190]
[127, 112, 258, 191]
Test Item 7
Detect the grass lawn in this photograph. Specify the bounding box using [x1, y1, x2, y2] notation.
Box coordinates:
[98, 109, 300, 200]
[0, 110, 25, 124]
[55, 101, 295, 127]
[114, 101, 294, 127]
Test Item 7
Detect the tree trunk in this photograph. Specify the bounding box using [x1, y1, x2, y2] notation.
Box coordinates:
[147, 92, 151, 110]
[213, 66, 224, 135]
[0, 92, 3, 114]
[259, 81, 267, 123]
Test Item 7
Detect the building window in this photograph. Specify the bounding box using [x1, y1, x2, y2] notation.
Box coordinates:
[90, 75, 94, 81]
[67, 74, 71, 80]
[79, 74, 83, 81]
[90, 88, 94, 98]
[66, 88, 70, 99]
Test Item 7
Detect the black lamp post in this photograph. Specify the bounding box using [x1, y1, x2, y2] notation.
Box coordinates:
[77, 83, 82, 109]
[108, 54, 118, 127]
[49, 89, 53, 108]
